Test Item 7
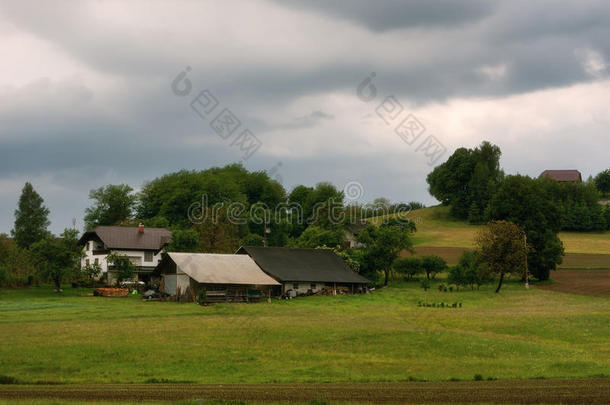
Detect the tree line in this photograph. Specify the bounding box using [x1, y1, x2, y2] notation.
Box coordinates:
[1, 166, 422, 289]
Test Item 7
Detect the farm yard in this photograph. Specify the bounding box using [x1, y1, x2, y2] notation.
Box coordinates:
[1, 274, 610, 403]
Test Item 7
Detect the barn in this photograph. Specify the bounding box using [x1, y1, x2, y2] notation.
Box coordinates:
[155, 252, 280, 303]
[237, 246, 370, 296]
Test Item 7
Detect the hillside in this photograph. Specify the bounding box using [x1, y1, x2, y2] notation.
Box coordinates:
[372, 205, 610, 266]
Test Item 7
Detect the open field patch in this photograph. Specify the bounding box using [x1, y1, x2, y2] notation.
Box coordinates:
[537, 270, 610, 297]
[380, 206, 610, 254]
[1, 283, 609, 386]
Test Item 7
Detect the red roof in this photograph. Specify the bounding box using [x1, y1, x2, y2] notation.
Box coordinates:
[540, 170, 582, 182]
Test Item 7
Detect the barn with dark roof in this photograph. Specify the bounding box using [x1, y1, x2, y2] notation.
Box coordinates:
[237, 246, 370, 296]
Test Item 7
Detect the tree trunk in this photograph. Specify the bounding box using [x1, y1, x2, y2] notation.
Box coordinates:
[495, 272, 505, 293]
[384, 269, 389, 286]
[54, 276, 62, 292]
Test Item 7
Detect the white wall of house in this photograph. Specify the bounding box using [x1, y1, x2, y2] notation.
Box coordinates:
[283, 281, 325, 295]
[80, 240, 164, 275]
[344, 230, 363, 249]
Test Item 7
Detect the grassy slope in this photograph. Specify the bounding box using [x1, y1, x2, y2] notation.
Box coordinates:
[1, 285, 609, 384]
[373, 205, 610, 254]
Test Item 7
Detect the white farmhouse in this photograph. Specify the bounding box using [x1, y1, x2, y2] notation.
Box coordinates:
[78, 224, 171, 284]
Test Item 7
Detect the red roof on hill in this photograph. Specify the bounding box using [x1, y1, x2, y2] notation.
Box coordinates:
[540, 170, 582, 182]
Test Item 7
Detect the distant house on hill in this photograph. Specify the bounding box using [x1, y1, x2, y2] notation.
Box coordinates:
[78, 224, 171, 284]
[155, 252, 280, 302]
[237, 246, 370, 296]
[344, 222, 369, 248]
[540, 170, 582, 183]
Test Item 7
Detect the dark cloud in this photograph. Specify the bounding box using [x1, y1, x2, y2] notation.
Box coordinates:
[274, 0, 496, 31]
[0, 0, 609, 233]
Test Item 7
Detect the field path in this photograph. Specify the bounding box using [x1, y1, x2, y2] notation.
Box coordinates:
[1, 379, 609, 404]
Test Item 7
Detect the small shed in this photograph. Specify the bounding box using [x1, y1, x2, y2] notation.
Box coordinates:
[155, 252, 280, 303]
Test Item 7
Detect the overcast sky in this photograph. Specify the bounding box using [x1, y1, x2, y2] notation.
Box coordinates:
[1, 0, 609, 234]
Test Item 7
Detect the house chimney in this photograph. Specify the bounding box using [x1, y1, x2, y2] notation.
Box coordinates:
[138, 223, 144, 233]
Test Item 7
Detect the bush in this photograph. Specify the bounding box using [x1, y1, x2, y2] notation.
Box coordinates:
[241, 233, 265, 247]
[106, 253, 135, 286]
[393, 257, 423, 280]
[83, 263, 102, 281]
[197, 290, 207, 305]
[0, 375, 19, 384]
[448, 251, 492, 290]
[0, 234, 36, 287]
[420, 279, 431, 291]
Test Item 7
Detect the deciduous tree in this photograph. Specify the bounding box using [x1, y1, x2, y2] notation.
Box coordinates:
[487, 175, 564, 280]
[106, 252, 135, 285]
[475, 221, 527, 293]
[393, 257, 423, 280]
[421, 255, 447, 280]
[84, 184, 137, 229]
[357, 223, 413, 286]
[427, 141, 503, 222]
[30, 229, 82, 292]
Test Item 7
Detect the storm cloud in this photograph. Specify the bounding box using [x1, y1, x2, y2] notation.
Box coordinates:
[0, 0, 609, 233]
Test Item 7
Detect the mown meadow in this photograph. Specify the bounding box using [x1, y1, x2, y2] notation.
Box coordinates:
[1, 279, 609, 385]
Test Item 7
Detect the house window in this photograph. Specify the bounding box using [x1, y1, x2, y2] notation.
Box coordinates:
[310, 283, 316, 290]
[293, 283, 299, 290]
[85, 259, 90, 266]
[94, 258, 99, 265]
[144, 251, 153, 262]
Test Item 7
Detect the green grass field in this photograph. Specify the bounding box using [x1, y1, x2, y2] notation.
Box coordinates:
[378, 205, 610, 255]
[1, 282, 609, 385]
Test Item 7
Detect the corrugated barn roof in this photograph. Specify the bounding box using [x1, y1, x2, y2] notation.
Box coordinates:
[167, 252, 280, 285]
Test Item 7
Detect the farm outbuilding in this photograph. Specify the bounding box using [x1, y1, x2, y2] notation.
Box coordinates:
[237, 246, 370, 296]
[155, 252, 280, 303]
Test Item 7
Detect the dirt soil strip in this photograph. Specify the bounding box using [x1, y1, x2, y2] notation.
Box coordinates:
[1, 379, 610, 404]
[538, 269, 610, 297]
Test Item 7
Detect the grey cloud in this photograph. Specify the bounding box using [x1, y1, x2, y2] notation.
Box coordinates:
[291, 110, 335, 128]
[1, 0, 610, 234]
[274, 0, 496, 31]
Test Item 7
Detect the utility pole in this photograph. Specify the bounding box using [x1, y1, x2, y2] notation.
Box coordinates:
[524, 232, 529, 289]
[263, 210, 271, 247]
